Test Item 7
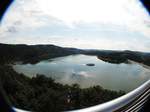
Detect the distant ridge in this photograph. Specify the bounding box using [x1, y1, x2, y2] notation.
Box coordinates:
[0, 43, 150, 66]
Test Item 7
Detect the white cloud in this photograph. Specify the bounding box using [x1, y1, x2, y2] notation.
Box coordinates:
[35, 0, 150, 37]
[1, 0, 48, 29]
[0, 0, 150, 52]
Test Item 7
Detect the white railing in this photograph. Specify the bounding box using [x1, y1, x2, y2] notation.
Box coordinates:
[68, 80, 150, 112]
[13, 79, 150, 112]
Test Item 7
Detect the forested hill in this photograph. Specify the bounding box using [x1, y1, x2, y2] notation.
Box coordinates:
[0, 43, 81, 64]
[84, 50, 150, 66]
[0, 43, 150, 65]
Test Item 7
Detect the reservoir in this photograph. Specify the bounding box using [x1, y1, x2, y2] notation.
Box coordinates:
[13, 54, 150, 92]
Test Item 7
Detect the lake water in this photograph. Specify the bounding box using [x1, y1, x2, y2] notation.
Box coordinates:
[13, 54, 150, 92]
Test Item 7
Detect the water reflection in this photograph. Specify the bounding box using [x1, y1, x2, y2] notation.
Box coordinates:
[13, 55, 150, 92]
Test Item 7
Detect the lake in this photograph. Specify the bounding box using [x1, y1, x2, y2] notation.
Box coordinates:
[13, 54, 150, 92]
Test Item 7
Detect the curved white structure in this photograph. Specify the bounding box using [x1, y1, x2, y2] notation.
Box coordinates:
[68, 79, 150, 112]
[13, 79, 150, 112]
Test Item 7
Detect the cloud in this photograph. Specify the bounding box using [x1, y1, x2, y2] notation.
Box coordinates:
[35, 0, 150, 36]
[0, 0, 149, 52]
[1, 0, 49, 30]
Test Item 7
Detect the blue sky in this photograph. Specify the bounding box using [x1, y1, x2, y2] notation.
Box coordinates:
[0, 0, 150, 51]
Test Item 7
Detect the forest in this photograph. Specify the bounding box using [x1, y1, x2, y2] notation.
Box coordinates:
[0, 65, 125, 112]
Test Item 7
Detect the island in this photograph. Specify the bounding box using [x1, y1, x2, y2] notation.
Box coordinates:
[86, 63, 95, 66]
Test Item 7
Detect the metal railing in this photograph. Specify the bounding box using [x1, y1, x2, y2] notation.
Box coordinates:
[13, 79, 150, 112]
[68, 79, 150, 112]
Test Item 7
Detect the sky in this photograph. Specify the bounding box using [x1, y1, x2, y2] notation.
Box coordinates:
[0, 0, 150, 51]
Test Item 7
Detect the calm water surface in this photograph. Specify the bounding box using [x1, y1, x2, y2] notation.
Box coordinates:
[13, 55, 150, 92]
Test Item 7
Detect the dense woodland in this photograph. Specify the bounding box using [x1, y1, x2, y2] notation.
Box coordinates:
[0, 65, 125, 112]
[0, 43, 81, 64]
